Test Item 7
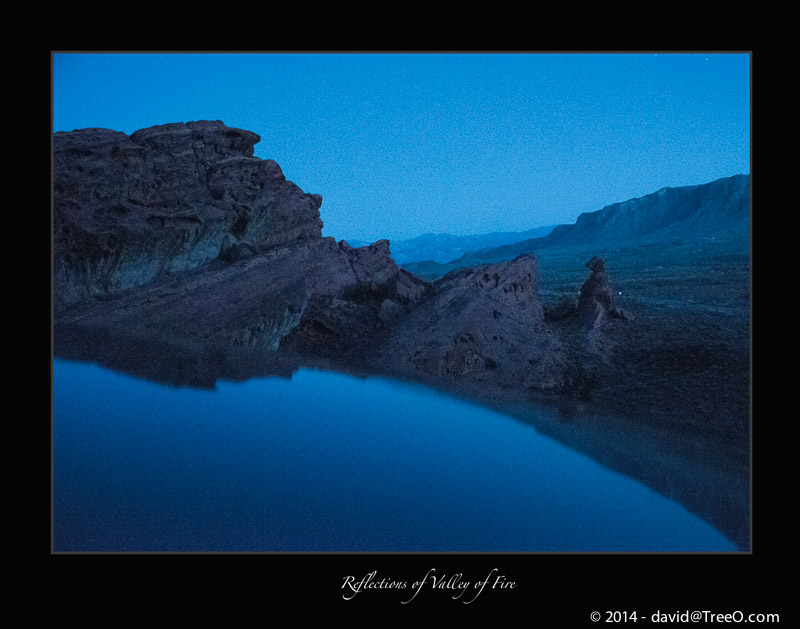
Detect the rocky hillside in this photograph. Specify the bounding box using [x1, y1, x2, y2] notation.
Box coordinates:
[540, 174, 749, 248]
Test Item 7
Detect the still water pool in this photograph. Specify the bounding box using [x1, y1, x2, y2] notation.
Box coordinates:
[52, 359, 736, 552]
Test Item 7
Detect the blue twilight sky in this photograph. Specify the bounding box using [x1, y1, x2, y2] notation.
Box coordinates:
[52, 52, 750, 243]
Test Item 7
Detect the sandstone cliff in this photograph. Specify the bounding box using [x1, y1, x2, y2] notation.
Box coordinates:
[54, 121, 323, 309]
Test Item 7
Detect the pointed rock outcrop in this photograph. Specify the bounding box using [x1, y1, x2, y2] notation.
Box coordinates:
[577, 257, 632, 331]
[373, 254, 568, 391]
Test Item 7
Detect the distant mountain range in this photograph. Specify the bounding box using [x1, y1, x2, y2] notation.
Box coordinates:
[344, 225, 557, 265]
[403, 174, 750, 277]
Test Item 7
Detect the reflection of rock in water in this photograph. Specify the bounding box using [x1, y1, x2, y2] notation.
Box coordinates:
[54, 323, 303, 389]
[502, 398, 749, 552]
[52, 121, 749, 551]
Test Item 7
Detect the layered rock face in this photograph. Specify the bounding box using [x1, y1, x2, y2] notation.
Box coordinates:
[280, 239, 430, 357]
[53, 121, 323, 310]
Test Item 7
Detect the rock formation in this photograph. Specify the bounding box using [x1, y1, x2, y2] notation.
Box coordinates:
[52, 120, 569, 395]
[373, 254, 567, 392]
[577, 256, 632, 330]
[53, 121, 433, 362]
[52, 121, 649, 405]
[53, 121, 323, 310]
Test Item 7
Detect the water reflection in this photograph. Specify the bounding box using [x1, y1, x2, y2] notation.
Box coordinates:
[53, 359, 738, 552]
